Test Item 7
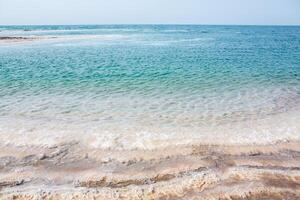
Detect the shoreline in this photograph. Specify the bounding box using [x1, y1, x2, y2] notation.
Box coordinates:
[1, 105, 300, 150]
[1, 140, 300, 199]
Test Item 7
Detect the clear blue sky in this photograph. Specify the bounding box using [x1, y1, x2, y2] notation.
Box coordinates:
[0, 0, 299, 25]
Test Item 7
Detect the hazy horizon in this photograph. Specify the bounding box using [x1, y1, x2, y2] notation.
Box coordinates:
[0, 0, 299, 26]
[1, 24, 300, 26]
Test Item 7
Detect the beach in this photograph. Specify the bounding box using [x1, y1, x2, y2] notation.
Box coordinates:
[0, 25, 300, 199]
[1, 141, 300, 199]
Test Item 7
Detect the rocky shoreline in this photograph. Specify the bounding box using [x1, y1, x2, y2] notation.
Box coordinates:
[1, 141, 300, 199]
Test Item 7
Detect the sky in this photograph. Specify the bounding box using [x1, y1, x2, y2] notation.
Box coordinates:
[0, 0, 299, 25]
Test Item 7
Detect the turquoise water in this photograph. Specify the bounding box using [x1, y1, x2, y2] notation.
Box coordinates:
[0, 25, 300, 149]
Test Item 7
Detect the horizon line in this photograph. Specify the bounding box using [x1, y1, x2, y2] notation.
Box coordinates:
[1, 23, 300, 27]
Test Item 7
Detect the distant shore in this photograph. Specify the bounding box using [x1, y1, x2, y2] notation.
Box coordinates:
[0, 36, 58, 45]
[0, 36, 40, 43]
[0, 34, 128, 44]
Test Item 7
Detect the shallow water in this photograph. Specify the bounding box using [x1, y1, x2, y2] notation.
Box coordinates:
[0, 25, 300, 149]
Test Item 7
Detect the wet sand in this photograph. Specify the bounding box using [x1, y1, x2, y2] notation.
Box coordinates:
[1, 140, 300, 199]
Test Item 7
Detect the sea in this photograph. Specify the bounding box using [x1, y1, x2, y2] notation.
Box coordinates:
[0, 25, 299, 149]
